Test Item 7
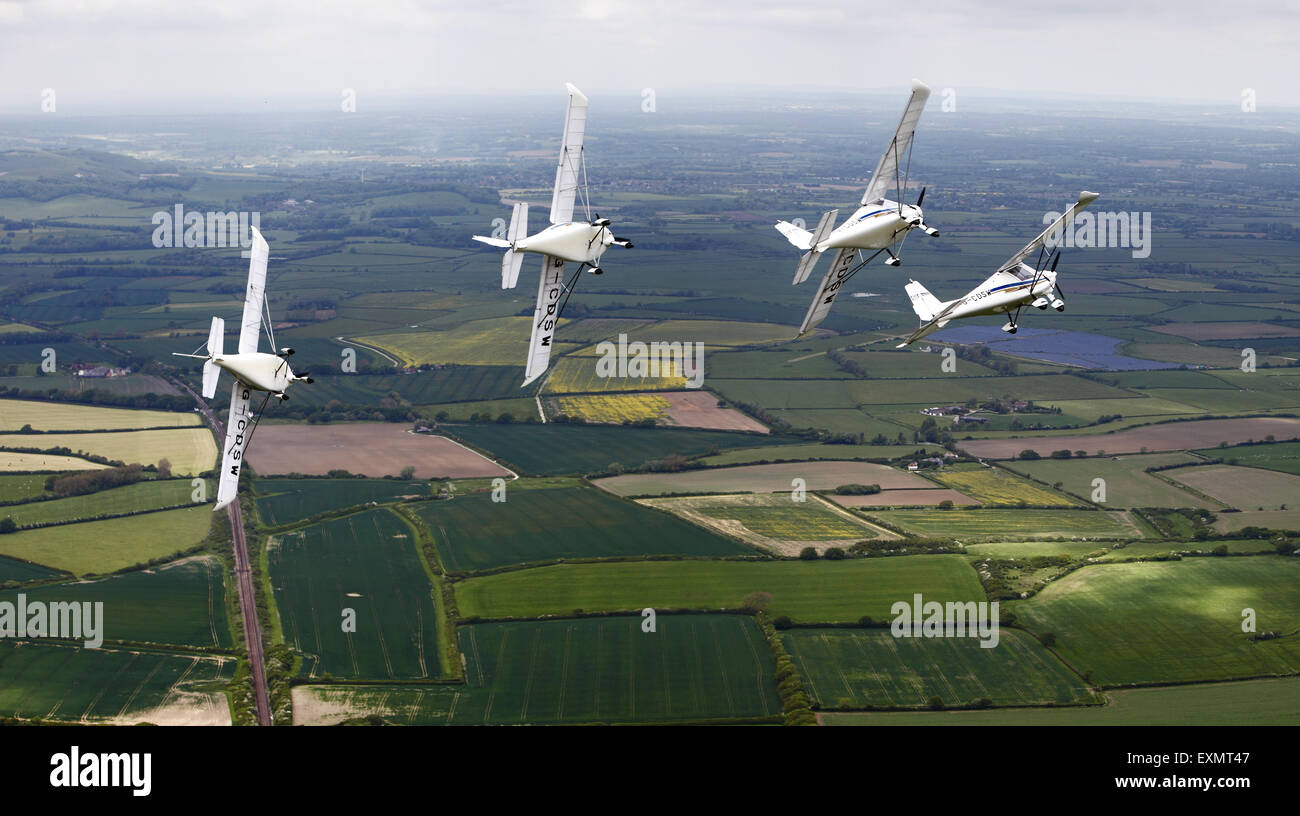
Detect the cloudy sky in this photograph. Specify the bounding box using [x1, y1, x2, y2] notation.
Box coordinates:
[0, 0, 1296, 112]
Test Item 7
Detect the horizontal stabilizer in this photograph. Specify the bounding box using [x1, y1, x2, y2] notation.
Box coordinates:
[775, 221, 814, 251]
[472, 235, 511, 248]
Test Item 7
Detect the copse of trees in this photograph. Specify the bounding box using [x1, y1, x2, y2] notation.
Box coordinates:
[47, 464, 146, 497]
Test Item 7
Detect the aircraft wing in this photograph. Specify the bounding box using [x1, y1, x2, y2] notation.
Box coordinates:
[548, 83, 589, 225]
[797, 247, 858, 335]
[996, 191, 1099, 275]
[214, 382, 255, 511]
[522, 255, 566, 386]
[238, 227, 270, 354]
[860, 80, 931, 206]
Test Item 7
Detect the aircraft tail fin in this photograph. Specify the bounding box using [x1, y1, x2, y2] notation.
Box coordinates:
[905, 280, 945, 323]
[202, 316, 223, 399]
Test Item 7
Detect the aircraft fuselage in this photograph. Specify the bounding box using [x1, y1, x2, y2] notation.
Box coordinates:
[515, 222, 615, 265]
[214, 352, 296, 395]
[820, 200, 922, 251]
[949, 266, 1058, 320]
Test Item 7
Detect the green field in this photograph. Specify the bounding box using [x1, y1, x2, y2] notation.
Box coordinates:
[268, 509, 440, 680]
[0, 640, 235, 724]
[0, 398, 199, 432]
[784, 628, 1092, 709]
[454, 556, 984, 623]
[699, 443, 941, 467]
[0, 506, 213, 575]
[0, 556, 230, 647]
[822, 677, 1300, 726]
[0, 473, 50, 502]
[1196, 440, 1300, 477]
[295, 615, 780, 724]
[446, 423, 791, 475]
[255, 478, 429, 526]
[415, 483, 749, 573]
[653, 494, 883, 542]
[930, 467, 1082, 506]
[1003, 453, 1211, 508]
[0, 479, 201, 528]
[868, 508, 1144, 540]
[1010, 556, 1300, 685]
[0, 554, 62, 584]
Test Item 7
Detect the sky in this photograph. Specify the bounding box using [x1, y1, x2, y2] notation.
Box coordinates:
[0, 0, 1297, 113]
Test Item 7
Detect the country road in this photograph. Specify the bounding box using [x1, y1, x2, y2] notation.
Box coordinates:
[173, 377, 273, 727]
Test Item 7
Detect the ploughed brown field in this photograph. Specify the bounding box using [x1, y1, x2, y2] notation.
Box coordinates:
[958, 417, 1300, 460]
[661, 391, 770, 433]
[245, 423, 511, 478]
[827, 488, 980, 508]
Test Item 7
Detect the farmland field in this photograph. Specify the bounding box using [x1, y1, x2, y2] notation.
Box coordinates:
[0, 398, 199, 432]
[552, 392, 669, 424]
[0, 556, 231, 647]
[1199, 440, 1300, 475]
[352, 317, 569, 367]
[784, 628, 1092, 709]
[930, 467, 1081, 506]
[454, 556, 984, 623]
[958, 417, 1300, 459]
[544, 355, 688, 394]
[0, 479, 201, 528]
[699, 443, 942, 466]
[245, 424, 511, 479]
[1010, 556, 1300, 685]
[594, 461, 930, 497]
[0, 451, 107, 472]
[867, 508, 1143, 539]
[1003, 453, 1211, 508]
[0, 640, 234, 725]
[1165, 464, 1300, 509]
[254, 478, 429, 526]
[828, 488, 979, 507]
[268, 509, 441, 679]
[294, 615, 781, 725]
[0, 428, 216, 475]
[822, 677, 1300, 726]
[0, 506, 213, 575]
[414, 483, 749, 572]
[644, 493, 891, 554]
[0, 553, 62, 583]
[0, 473, 52, 502]
[445, 423, 790, 475]
[1212, 508, 1300, 533]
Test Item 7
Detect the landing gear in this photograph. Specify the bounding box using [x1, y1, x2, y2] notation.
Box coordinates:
[884, 248, 901, 267]
[1002, 321, 1018, 334]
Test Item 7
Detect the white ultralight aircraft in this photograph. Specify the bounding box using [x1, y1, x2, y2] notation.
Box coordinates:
[775, 79, 938, 336]
[897, 191, 1099, 347]
[473, 83, 633, 386]
[174, 227, 312, 510]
